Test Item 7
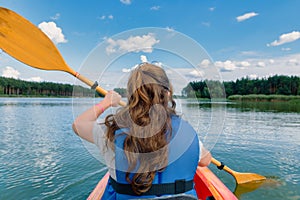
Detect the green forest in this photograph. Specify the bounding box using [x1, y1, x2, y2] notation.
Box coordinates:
[0, 76, 93, 97]
[182, 75, 300, 99]
[1, 75, 300, 100]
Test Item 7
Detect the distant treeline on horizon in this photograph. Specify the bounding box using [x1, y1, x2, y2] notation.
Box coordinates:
[1, 75, 299, 98]
[0, 76, 93, 97]
[182, 75, 300, 98]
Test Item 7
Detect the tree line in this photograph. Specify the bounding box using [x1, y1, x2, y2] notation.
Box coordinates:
[0, 76, 93, 97]
[2, 75, 299, 98]
[182, 75, 300, 98]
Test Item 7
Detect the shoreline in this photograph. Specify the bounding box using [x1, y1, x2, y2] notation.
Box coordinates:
[1, 94, 300, 102]
[228, 94, 300, 103]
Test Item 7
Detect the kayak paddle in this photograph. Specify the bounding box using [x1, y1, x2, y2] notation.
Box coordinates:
[0, 7, 126, 106]
[211, 157, 266, 184]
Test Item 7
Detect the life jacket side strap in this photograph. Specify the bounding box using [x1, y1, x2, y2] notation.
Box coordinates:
[109, 176, 194, 196]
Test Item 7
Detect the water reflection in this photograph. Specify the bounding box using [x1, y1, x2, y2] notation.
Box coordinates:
[234, 181, 265, 199]
[227, 101, 300, 113]
[177, 98, 300, 113]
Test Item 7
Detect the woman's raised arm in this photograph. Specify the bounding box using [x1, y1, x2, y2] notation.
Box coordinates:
[72, 91, 121, 143]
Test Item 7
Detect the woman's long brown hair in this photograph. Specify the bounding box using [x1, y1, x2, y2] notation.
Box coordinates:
[104, 63, 177, 194]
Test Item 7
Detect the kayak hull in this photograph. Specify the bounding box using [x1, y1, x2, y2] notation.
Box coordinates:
[194, 166, 238, 200]
[88, 166, 238, 200]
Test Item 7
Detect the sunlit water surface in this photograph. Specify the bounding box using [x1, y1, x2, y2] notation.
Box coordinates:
[0, 98, 299, 199]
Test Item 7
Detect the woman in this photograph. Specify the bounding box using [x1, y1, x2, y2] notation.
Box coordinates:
[73, 63, 211, 199]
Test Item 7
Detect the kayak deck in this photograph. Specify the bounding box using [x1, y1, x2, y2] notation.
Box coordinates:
[88, 166, 238, 200]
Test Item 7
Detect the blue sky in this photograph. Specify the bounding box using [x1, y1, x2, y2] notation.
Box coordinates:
[1, 0, 300, 93]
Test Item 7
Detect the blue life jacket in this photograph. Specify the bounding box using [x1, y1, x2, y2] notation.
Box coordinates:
[102, 115, 200, 200]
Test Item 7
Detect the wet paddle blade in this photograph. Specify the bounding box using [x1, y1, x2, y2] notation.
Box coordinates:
[211, 157, 266, 185]
[233, 171, 266, 185]
[0, 7, 75, 75]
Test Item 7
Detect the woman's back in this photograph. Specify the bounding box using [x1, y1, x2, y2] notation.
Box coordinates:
[101, 115, 200, 199]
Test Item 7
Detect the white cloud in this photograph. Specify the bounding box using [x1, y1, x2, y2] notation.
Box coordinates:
[215, 60, 237, 72]
[121, 55, 149, 73]
[120, 0, 131, 5]
[213, 60, 251, 72]
[268, 31, 300, 46]
[168, 68, 204, 80]
[50, 13, 60, 20]
[121, 56, 166, 73]
[269, 59, 275, 64]
[198, 59, 211, 68]
[236, 12, 259, 22]
[189, 70, 204, 78]
[150, 6, 160, 11]
[238, 61, 251, 67]
[108, 15, 114, 20]
[26, 77, 43, 82]
[1, 66, 20, 79]
[140, 55, 148, 63]
[106, 33, 160, 54]
[148, 59, 163, 67]
[257, 61, 266, 67]
[38, 21, 67, 44]
[209, 7, 215, 11]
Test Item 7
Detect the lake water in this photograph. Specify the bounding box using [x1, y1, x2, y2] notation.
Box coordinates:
[0, 98, 299, 200]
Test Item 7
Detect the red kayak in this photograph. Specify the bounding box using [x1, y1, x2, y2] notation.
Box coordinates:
[88, 166, 238, 200]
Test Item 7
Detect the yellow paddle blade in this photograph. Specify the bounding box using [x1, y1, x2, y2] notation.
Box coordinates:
[232, 171, 266, 185]
[0, 7, 75, 75]
[0, 7, 126, 105]
[211, 157, 266, 185]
